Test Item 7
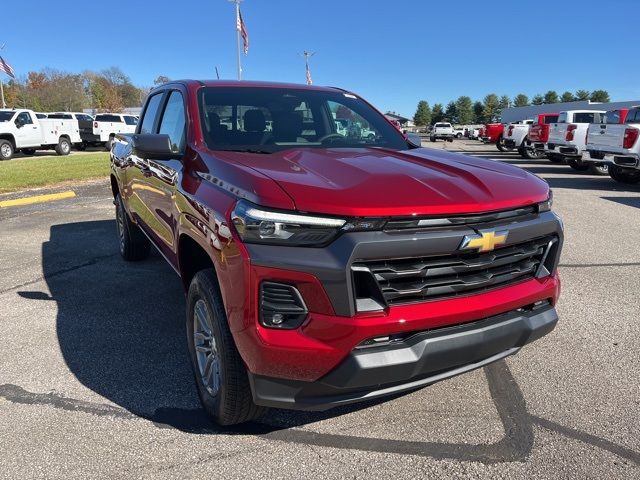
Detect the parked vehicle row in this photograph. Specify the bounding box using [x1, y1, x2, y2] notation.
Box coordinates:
[0, 109, 139, 160]
[472, 107, 640, 184]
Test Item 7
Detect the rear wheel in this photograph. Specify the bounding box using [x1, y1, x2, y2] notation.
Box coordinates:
[115, 193, 150, 261]
[567, 158, 590, 171]
[55, 137, 71, 156]
[187, 269, 266, 426]
[496, 137, 510, 152]
[105, 135, 115, 151]
[430, 136, 436, 142]
[547, 153, 564, 163]
[0, 139, 14, 160]
[519, 140, 541, 159]
[609, 165, 640, 184]
[589, 163, 609, 176]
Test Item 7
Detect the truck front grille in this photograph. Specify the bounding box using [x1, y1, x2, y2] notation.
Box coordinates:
[352, 235, 558, 307]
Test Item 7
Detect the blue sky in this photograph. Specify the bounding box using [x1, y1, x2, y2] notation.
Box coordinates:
[3, 0, 639, 116]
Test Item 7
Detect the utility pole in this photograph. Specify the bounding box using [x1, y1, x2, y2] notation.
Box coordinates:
[302, 51, 315, 85]
[229, 0, 243, 80]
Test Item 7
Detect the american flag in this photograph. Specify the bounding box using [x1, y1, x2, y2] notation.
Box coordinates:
[237, 8, 249, 54]
[0, 56, 15, 78]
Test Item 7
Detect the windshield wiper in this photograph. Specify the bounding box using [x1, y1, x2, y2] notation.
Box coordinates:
[216, 148, 273, 154]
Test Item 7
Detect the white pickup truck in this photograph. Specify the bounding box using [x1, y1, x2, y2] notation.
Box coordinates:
[88, 113, 138, 149]
[429, 122, 454, 142]
[546, 110, 605, 172]
[47, 112, 95, 149]
[502, 119, 537, 159]
[582, 106, 640, 184]
[0, 109, 78, 160]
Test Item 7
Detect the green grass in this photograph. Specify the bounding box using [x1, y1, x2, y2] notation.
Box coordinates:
[0, 152, 110, 193]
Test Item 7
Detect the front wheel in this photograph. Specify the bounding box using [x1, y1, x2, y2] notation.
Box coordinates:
[115, 193, 150, 261]
[0, 139, 14, 160]
[187, 269, 266, 426]
[567, 158, 590, 171]
[609, 165, 640, 184]
[55, 137, 71, 156]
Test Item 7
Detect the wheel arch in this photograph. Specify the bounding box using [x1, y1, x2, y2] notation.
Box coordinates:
[0, 133, 16, 148]
[178, 232, 219, 292]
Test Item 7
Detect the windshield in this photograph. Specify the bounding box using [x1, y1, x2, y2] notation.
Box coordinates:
[0, 111, 15, 122]
[198, 87, 407, 153]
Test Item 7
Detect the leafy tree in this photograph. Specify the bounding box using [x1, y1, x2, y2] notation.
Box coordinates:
[543, 90, 559, 104]
[455, 96, 474, 125]
[531, 94, 544, 105]
[499, 95, 510, 110]
[590, 90, 610, 102]
[445, 101, 457, 123]
[482, 94, 500, 122]
[413, 100, 432, 126]
[561, 91, 575, 103]
[574, 89, 590, 101]
[431, 103, 444, 123]
[513, 94, 529, 107]
[153, 75, 171, 86]
[473, 101, 484, 123]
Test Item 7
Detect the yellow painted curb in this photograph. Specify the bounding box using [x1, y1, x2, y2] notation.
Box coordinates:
[0, 190, 76, 208]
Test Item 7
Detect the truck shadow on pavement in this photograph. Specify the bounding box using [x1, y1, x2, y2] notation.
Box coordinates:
[7, 219, 636, 465]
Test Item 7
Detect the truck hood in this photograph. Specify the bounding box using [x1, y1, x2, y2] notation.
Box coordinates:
[218, 147, 549, 217]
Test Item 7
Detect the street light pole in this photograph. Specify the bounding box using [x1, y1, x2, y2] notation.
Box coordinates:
[303, 51, 315, 85]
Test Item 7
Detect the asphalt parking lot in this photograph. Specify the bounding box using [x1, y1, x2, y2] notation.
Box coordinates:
[1, 140, 639, 479]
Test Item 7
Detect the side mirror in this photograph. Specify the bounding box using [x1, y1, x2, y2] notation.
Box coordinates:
[406, 132, 422, 147]
[132, 133, 178, 160]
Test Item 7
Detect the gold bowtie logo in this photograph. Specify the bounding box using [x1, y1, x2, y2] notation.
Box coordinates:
[460, 230, 509, 253]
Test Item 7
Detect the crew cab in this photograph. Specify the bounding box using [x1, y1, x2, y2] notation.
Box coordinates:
[110, 80, 563, 425]
[47, 112, 95, 150]
[525, 113, 560, 160]
[481, 122, 509, 151]
[429, 122, 455, 141]
[546, 110, 605, 172]
[0, 108, 76, 160]
[582, 106, 640, 184]
[89, 113, 138, 149]
[503, 119, 535, 158]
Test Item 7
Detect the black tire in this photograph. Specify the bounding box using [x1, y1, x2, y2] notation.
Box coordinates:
[21, 148, 36, 155]
[519, 140, 541, 159]
[105, 136, 115, 151]
[115, 193, 150, 261]
[589, 163, 609, 176]
[187, 269, 266, 426]
[496, 137, 508, 152]
[456, 133, 462, 139]
[609, 165, 640, 184]
[567, 158, 590, 171]
[430, 136, 436, 142]
[547, 153, 564, 163]
[55, 137, 71, 156]
[0, 139, 14, 160]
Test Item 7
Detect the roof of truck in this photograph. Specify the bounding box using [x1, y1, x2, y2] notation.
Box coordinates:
[157, 79, 344, 93]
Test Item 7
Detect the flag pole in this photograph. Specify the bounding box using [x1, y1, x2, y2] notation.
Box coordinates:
[0, 79, 5, 109]
[230, 0, 243, 80]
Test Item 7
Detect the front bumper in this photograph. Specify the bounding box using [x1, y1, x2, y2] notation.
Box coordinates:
[249, 303, 558, 410]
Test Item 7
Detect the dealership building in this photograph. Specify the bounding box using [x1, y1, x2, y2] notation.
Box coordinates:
[501, 100, 640, 123]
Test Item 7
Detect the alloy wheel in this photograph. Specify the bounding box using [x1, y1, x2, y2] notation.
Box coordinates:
[193, 299, 221, 397]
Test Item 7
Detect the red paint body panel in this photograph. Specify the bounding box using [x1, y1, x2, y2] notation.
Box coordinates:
[483, 123, 504, 143]
[528, 113, 559, 143]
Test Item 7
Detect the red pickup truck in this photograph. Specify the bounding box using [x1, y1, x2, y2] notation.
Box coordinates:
[481, 123, 510, 151]
[110, 80, 563, 425]
[526, 113, 560, 161]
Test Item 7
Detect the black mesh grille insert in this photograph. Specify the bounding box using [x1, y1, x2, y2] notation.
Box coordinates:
[353, 235, 557, 306]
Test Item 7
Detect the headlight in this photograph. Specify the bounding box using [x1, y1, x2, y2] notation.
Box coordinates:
[538, 190, 553, 212]
[231, 200, 347, 246]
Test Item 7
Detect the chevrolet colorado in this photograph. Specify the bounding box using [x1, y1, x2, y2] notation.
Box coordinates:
[110, 80, 563, 425]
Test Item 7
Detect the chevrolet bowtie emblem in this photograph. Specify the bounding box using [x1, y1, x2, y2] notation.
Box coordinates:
[460, 230, 509, 253]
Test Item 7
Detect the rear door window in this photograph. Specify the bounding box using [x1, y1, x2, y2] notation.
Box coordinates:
[95, 114, 122, 122]
[139, 93, 164, 134]
[625, 110, 640, 124]
[573, 112, 600, 123]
